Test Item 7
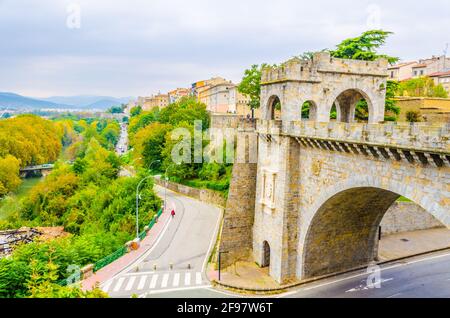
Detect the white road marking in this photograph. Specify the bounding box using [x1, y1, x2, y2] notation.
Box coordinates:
[345, 278, 394, 293]
[173, 273, 180, 287]
[281, 252, 450, 297]
[102, 280, 112, 292]
[144, 285, 212, 296]
[137, 276, 147, 290]
[387, 292, 402, 298]
[113, 277, 125, 292]
[123, 271, 155, 277]
[196, 272, 202, 285]
[125, 276, 136, 291]
[149, 274, 159, 289]
[161, 273, 170, 288]
[185, 272, 191, 286]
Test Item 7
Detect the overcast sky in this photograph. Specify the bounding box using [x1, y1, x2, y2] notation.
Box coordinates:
[1, 0, 449, 98]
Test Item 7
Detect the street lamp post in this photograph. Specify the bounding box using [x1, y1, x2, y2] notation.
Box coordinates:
[135, 159, 160, 240]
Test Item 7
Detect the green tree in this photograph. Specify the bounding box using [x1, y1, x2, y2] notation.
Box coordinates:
[0, 155, 21, 197]
[107, 106, 123, 114]
[398, 77, 448, 98]
[130, 106, 142, 117]
[238, 64, 264, 110]
[329, 30, 399, 64]
[131, 122, 173, 171]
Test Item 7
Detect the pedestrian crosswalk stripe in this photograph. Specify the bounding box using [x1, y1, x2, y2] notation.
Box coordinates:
[184, 272, 191, 286]
[149, 274, 159, 289]
[161, 273, 169, 288]
[125, 276, 136, 291]
[196, 272, 202, 285]
[114, 277, 125, 292]
[173, 273, 180, 287]
[102, 280, 112, 292]
[137, 276, 147, 290]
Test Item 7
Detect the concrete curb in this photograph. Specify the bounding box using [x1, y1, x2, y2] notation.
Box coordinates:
[210, 246, 450, 295]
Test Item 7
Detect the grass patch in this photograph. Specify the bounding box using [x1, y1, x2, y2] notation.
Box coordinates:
[397, 196, 412, 202]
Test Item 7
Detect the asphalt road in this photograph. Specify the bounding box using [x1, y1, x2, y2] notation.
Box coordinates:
[102, 186, 222, 298]
[280, 251, 450, 298]
[115, 123, 128, 155]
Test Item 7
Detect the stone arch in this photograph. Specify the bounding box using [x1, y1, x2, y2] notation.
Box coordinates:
[298, 177, 449, 279]
[266, 95, 281, 120]
[301, 100, 318, 121]
[328, 88, 374, 123]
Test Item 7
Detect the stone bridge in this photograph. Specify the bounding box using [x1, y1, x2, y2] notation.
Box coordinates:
[19, 164, 54, 178]
[219, 52, 450, 284]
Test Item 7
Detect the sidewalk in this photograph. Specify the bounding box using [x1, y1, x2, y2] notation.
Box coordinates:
[208, 227, 450, 292]
[378, 227, 450, 261]
[81, 207, 171, 291]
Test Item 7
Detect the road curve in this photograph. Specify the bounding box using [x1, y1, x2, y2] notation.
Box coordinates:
[103, 186, 222, 297]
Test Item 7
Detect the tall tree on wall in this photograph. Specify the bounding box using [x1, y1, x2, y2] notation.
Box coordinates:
[239, 30, 401, 121]
[329, 30, 399, 64]
[237, 64, 264, 111]
[330, 30, 400, 121]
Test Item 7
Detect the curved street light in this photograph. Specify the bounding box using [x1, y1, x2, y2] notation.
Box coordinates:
[135, 159, 160, 240]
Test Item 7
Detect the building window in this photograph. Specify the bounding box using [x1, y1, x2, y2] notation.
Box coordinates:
[414, 71, 418, 76]
[390, 71, 394, 78]
[420, 70, 424, 75]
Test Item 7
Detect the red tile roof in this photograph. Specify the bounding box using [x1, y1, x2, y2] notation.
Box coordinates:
[428, 71, 450, 77]
[388, 61, 416, 69]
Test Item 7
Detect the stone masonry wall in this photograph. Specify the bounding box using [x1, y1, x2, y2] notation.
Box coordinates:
[218, 125, 258, 268]
[219, 161, 257, 267]
[294, 144, 449, 279]
[153, 177, 226, 207]
[381, 201, 445, 235]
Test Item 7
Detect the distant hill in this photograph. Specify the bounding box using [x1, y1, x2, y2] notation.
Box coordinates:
[0, 92, 134, 110]
[87, 99, 124, 109]
[0, 92, 70, 109]
[41, 95, 133, 109]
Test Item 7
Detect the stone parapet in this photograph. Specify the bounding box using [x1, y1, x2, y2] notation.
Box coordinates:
[258, 120, 450, 157]
[153, 177, 226, 207]
[261, 52, 388, 85]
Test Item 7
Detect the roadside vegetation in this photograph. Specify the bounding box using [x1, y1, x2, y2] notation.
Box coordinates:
[0, 115, 161, 298]
[129, 97, 231, 195]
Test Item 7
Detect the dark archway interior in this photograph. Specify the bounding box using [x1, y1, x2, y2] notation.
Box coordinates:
[268, 96, 281, 120]
[262, 241, 271, 267]
[303, 187, 400, 278]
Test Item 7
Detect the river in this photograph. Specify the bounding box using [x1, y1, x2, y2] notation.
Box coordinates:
[0, 177, 42, 220]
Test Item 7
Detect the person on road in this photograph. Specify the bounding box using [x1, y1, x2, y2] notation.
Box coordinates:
[171, 209, 175, 218]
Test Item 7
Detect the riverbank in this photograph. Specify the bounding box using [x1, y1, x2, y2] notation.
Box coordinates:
[0, 177, 42, 220]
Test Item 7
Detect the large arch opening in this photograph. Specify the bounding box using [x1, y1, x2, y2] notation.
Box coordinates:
[266, 95, 281, 120]
[302, 187, 449, 279]
[330, 89, 372, 123]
